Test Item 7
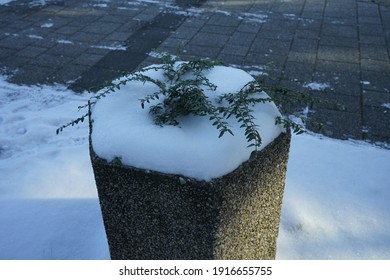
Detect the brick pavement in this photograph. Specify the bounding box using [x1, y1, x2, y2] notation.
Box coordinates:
[0, 0, 389, 144]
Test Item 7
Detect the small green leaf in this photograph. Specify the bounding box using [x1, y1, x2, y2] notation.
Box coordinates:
[111, 156, 123, 166]
[250, 150, 257, 159]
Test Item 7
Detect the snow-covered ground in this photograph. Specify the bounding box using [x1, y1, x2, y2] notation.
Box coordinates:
[0, 75, 389, 260]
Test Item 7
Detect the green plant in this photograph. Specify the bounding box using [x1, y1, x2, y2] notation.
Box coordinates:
[58, 53, 307, 156]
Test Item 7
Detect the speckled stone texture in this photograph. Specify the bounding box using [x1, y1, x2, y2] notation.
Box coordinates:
[90, 127, 291, 260]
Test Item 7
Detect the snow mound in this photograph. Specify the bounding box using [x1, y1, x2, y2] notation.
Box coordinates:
[91, 65, 284, 181]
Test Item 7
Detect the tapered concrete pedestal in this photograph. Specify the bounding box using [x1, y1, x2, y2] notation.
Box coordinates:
[90, 127, 291, 260]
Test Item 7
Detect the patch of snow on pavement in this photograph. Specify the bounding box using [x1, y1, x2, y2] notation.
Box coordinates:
[304, 82, 331, 91]
[0, 0, 14, 5]
[91, 44, 127, 51]
[239, 12, 268, 23]
[57, 39, 74, 45]
[41, 22, 54, 28]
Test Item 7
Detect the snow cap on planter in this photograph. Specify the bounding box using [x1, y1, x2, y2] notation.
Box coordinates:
[91, 58, 286, 181]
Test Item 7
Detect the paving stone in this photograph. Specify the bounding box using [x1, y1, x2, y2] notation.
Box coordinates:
[228, 32, 256, 46]
[363, 90, 390, 107]
[287, 52, 316, 65]
[359, 23, 385, 36]
[283, 61, 315, 82]
[81, 22, 122, 35]
[15, 45, 47, 58]
[361, 59, 390, 72]
[363, 106, 390, 141]
[69, 32, 107, 44]
[271, 1, 305, 14]
[72, 53, 103, 67]
[250, 37, 291, 56]
[297, 18, 322, 30]
[245, 51, 286, 66]
[360, 44, 389, 61]
[30, 53, 74, 67]
[217, 53, 245, 65]
[171, 26, 199, 39]
[54, 25, 82, 35]
[0, 47, 17, 60]
[295, 25, 322, 39]
[9, 64, 57, 85]
[115, 20, 144, 33]
[261, 22, 297, 38]
[358, 2, 381, 17]
[307, 109, 363, 140]
[0, 35, 32, 50]
[291, 37, 319, 54]
[221, 44, 250, 57]
[200, 24, 236, 35]
[311, 91, 362, 113]
[236, 22, 262, 33]
[313, 61, 362, 96]
[40, 15, 74, 27]
[257, 29, 295, 41]
[190, 32, 229, 48]
[180, 17, 207, 29]
[301, 11, 325, 21]
[159, 37, 189, 50]
[361, 70, 390, 92]
[319, 35, 358, 48]
[206, 14, 241, 27]
[98, 14, 138, 24]
[359, 34, 387, 45]
[244, 53, 285, 79]
[317, 45, 359, 63]
[324, 9, 358, 20]
[136, 56, 161, 69]
[5, 19, 35, 31]
[101, 31, 131, 42]
[127, 28, 174, 53]
[84, 45, 112, 56]
[50, 64, 90, 85]
[322, 23, 358, 38]
[29, 35, 61, 48]
[183, 44, 221, 59]
[0, 54, 31, 70]
[58, 16, 100, 29]
[358, 15, 383, 25]
[251, 1, 273, 11]
[323, 16, 358, 26]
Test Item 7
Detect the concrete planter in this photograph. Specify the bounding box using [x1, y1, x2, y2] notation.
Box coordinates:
[89, 116, 291, 259]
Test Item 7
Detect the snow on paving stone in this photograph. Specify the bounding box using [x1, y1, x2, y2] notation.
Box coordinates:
[0, 74, 389, 259]
[91, 44, 127, 51]
[40, 22, 53, 28]
[57, 39, 74, 45]
[303, 82, 331, 91]
[0, 0, 14, 5]
[383, 103, 390, 109]
[239, 12, 268, 23]
[28, 34, 43, 40]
